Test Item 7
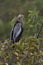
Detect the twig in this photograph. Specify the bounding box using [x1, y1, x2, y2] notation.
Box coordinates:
[37, 22, 43, 38]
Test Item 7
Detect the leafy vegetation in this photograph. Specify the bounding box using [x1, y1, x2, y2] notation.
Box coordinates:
[0, 9, 43, 65]
[0, 0, 43, 65]
[0, 37, 43, 65]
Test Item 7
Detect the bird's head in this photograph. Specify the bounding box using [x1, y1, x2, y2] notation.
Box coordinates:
[17, 14, 24, 24]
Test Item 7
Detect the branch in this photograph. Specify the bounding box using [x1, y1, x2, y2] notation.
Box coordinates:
[37, 22, 43, 38]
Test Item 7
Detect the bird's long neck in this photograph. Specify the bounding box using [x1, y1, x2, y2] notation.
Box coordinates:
[17, 20, 23, 25]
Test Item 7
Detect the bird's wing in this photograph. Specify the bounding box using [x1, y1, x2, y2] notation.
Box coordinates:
[16, 27, 21, 37]
[13, 23, 21, 42]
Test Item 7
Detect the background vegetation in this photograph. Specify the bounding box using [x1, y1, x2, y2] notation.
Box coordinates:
[0, 0, 43, 65]
[0, 0, 43, 39]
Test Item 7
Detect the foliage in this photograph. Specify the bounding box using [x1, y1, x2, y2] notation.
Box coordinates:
[22, 9, 43, 38]
[0, 9, 43, 65]
[0, 37, 43, 65]
[0, 0, 43, 21]
[0, 20, 5, 40]
[0, 0, 43, 64]
[0, 8, 43, 40]
[0, 0, 43, 39]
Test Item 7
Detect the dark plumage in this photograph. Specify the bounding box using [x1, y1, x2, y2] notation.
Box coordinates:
[10, 14, 24, 43]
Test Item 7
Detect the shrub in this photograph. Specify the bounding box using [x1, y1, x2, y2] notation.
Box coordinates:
[0, 37, 43, 65]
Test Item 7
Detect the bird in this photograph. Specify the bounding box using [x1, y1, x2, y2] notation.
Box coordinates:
[10, 14, 24, 43]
